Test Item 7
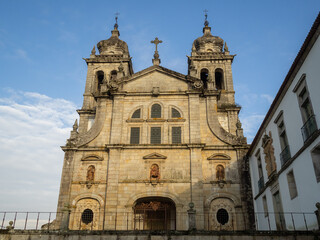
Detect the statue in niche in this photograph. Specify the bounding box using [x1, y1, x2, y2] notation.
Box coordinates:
[262, 131, 277, 177]
[216, 165, 225, 181]
[150, 164, 160, 181]
[86, 165, 95, 182]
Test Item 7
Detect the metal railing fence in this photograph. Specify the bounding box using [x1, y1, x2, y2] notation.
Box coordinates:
[0, 211, 318, 231]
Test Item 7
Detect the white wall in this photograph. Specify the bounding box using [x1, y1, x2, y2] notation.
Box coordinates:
[249, 32, 320, 230]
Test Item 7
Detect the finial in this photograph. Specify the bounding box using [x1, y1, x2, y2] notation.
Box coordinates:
[114, 12, 120, 29]
[73, 119, 78, 131]
[91, 45, 96, 55]
[224, 42, 229, 52]
[204, 9, 209, 26]
[151, 37, 163, 65]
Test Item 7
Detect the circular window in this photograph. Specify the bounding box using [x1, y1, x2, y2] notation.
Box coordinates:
[81, 209, 94, 224]
[216, 208, 229, 225]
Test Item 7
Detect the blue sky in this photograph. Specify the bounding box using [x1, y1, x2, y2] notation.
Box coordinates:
[0, 0, 319, 215]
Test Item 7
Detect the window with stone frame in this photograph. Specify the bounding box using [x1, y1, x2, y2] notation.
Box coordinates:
[311, 145, 320, 182]
[130, 127, 140, 144]
[150, 127, 161, 144]
[293, 74, 318, 142]
[274, 111, 291, 166]
[287, 170, 298, 199]
[171, 108, 181, 118]
[172, 126, 181, 144]
[256, 150, 264, 192]
[132, 108, 141, 119]
[262, 195, 268, 217]
[96, 71, 104, 92]
[215, 68, 224, 90]
[151, 104, 162, 118]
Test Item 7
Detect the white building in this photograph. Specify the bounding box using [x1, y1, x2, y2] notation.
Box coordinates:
[247, 12, 320, 231]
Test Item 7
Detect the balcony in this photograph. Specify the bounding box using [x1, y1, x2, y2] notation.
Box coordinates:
[280, 145, 291, 166]
[258, 176, 265, 192]
[301, 115, 318, 142]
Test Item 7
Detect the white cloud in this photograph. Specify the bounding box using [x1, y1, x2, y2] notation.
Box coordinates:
[0, 89, 78, 212]
[261, 94, 274, 104]
[240, 114, 265, 143]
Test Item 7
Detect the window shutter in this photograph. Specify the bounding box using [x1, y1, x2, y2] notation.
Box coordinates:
[130, 127, 140, 144]
[172, 127, 181, 144]
[150, 127, 161, 144]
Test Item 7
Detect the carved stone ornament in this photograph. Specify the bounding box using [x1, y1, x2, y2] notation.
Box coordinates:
[193, 80, 203, 89]
[210, 198, 235, 230]
[108, 81, 119, 91]
[150, 164, 160, 182]
[71, 198, 100, 230]
[262, 131, 277, 177]
[216, 165, 225, 181]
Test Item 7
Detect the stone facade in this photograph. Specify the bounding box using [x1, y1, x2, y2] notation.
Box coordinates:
[55, 19, 253, 231]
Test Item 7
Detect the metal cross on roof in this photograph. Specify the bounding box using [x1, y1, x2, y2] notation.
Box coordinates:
[151, 37, 163, 52]
[204, 9, 209, 26]
[114, 12, 120, 28]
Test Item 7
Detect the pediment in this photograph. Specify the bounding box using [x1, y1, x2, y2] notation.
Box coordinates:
[143, 152, 167, 159]
[81, 155, 103, 161]
[123, 65, 194, 84]
[207, 153, 231, 161]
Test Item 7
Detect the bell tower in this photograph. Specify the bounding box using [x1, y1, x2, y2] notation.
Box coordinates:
[78, 18, 133, 134]
[188, 15, 241, 136]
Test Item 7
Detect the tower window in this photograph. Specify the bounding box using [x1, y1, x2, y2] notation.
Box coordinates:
[110, 70, 117, 80]
[132, 109, 141, 118]
[151, 104, 161, 118]
[172, 127, 181, 144]
[200, 69, 209, 89]
[171, 108, 181, 118]
[96, 71, 104, 92]
[150, 127, 161, 144]
[215, 69, 224, 90]
[81, 209, 94, 224]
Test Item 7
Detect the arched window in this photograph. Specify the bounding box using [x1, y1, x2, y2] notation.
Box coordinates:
[110, 70, 117, 80]
[86, 165, 95, 181]
[216, 165, 225, 181]
[132, 109, 141, 118]
[200, 69, 209, 89]
[96, 71, 104, 92]
[151, 104, 161, 118]
[81, 209, 94, 224]
[215, 69, 224, 90]
[171, 108, 181, 118]
[216, 208, 229, 225]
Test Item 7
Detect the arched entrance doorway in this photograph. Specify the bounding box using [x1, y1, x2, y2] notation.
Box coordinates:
[133, 197, 176, 230]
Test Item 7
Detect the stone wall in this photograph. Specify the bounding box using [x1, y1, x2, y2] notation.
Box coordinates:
[1, 230, 319, 240]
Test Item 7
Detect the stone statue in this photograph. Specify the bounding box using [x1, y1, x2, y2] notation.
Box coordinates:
[262, 131, 277, 176]
[150, 164, 160, 181]
[86, 165, 95, 181]
[216, 165, 225, 181]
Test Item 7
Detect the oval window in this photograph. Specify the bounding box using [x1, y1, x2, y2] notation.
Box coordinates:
[216, 208, 229, 225]
[81, 209, 94, 224]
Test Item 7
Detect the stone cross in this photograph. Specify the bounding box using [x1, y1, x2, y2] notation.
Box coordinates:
[151, 37, 162, 52]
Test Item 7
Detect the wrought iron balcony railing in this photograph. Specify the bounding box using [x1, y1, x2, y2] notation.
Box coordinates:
[280, 145, 291, 167]
[301, 115, 318, 142]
